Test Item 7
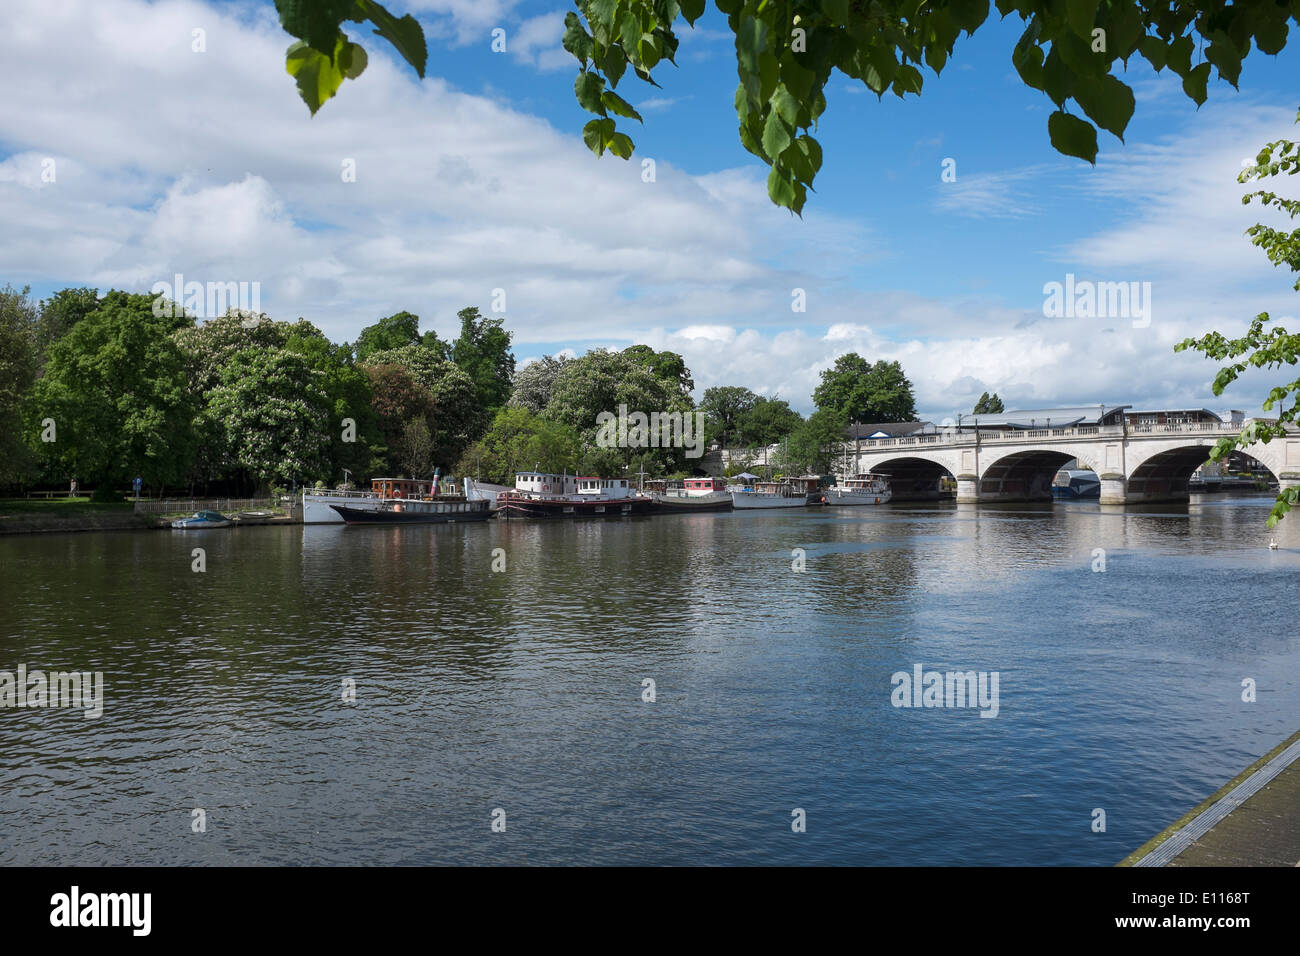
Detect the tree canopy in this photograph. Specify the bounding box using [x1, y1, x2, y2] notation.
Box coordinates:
[813, 353, 917, 423]
[974, 391, 1005, 414]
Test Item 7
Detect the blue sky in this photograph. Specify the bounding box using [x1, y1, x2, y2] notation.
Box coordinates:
[2, 0, 1299, 421]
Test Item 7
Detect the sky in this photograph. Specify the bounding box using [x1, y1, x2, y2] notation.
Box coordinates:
[1, 0, 1298, 422]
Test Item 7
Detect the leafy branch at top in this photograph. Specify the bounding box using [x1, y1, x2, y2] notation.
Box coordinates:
[275, 0, 427, 115]
[564, 0, 1300, 214]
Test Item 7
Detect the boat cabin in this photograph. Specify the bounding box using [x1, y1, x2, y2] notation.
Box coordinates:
[576, 477, 633, 499]
[514, 472, 578, 497]
[683, 477, 726, 496]
[842, 473, 887, 490]
[372, 477, 432, 499]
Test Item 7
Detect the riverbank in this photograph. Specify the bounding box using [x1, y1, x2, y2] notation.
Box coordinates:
[1120, 727, 1300, 867]
[0, 498, 300, 535]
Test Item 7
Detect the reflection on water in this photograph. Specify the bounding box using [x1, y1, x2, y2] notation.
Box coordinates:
[1, 495, 1297, 865]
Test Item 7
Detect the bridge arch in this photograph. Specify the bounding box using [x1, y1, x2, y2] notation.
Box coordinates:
[977, 449, 1078, 501]
[868, 454, 958, 501]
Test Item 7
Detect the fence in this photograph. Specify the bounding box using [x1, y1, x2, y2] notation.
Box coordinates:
[132, 497, 281, 515]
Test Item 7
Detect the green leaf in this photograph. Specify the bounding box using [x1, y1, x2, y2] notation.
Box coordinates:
[607, 131, 635, 159]
[767, 164, 798, 211]
[819, 0, 850, 22]
[562, 11, 593, 65]
[1182, 61, 1210, 106]
[680, 0, 706, 25]
[1071, 74, 1135, 141]
[357, 0, 427, 78]
[771, 86, 801, 127]
[1165, 34, 1193, 76]
[949, 0, 990, 34]
[1138, 36, 1167, 71]
[762, 109, 793, 159]
[285, 39, 347, 116]
[1041, 48, 1071, 105]
[781, 53, 815, 101]
[1013, 41, 1044, 89]
[274, 0, 345, 54]
[1205, 36, 1242, 87]
[892, 63, 923, 97]
[601, 90, 643, 121]
[339, 40, 367, 79]
[736, 15, 768, 75]
[1065, 0, 1099, 40]
[583, 117, 615, 156]
[1048, 109, 1098, 163]
[575, 71, 607, 116]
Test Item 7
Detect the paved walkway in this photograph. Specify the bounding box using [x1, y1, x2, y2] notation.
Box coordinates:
[1121, 729, 1300, 867]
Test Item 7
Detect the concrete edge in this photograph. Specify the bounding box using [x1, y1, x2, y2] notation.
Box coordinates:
[1117, 727, 1300, 867]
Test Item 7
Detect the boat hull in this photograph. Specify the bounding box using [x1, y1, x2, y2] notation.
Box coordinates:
[648, 492, 732, 514]
[331, 501, 491, 524]
[170, 519, 232, 529]
[730, 492, 810, 509]
[498, 495, 655, 518]
[820, 489, 892, 506]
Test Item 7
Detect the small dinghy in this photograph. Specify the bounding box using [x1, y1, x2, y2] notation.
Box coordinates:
[170, 510, 233, 529]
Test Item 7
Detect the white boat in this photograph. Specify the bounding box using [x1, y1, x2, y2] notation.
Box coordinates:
[463, 477, 512, 512]
[303, 476, 462, 523]
[730, 477, 817, 510]
[821, 473, 892, 506]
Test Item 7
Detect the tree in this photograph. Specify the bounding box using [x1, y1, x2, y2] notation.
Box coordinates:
[455, 406, 583, 484]
[286, 327, 386, 482]
[205, 347, 333, 489]
[623, 344, 695, 398]
[35, 287, 99, 361]
[700, 385, 758, 447]
[28, 291, 197, 496]
[814, 354, 917, 423]
[362, 343, 487, 465]
[0, 285, 38, 485]
[354, 311, 422, 363]
[366, 362, 434, 472]
[544, 348, 697, 472]
[449, 306, 515, 411]
[395, 416, 437, 479]
[738, 395, 802, 447]
[1176, 110, 1300, 527]
[509, 354, 572, 414]
[974, 391, 1005, 414]
[779, 407, 847, 473]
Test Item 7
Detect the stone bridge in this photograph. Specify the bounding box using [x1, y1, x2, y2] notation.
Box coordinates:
[847, 422, 1300, 504]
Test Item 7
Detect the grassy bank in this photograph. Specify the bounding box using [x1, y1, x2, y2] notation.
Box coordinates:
[0, 497, 155, 534]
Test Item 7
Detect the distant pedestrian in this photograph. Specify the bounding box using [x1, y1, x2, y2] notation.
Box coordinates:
[69, 478, 78, 498]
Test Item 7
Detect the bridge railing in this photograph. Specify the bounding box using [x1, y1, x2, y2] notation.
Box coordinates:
[848, 421, 1246, 450]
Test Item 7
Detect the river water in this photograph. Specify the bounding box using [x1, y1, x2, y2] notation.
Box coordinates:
[1, 495, 1297, 865]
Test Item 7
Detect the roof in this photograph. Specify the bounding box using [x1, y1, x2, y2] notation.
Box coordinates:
[1124, 408, 1223, 420]
[845, 421, 932, 439]
[960, 405, 1130, 429]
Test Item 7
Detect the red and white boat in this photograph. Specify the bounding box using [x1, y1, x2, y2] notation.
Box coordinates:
[497, 472, 655, 519]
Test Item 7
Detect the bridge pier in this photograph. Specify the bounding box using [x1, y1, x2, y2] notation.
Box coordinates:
[1099, 473, 1192, 505]
[956, 475, 980, 503]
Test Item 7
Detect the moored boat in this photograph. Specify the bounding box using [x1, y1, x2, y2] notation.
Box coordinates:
[304, 474, 466, 523]
[730, 476, 817, 510]
[330, 498, 491, 524]
[821, 473, 892, 506]
[1051, 469, 1100, 499]
[497, 471, 655, 518]
[170, 510, 233, 529]
[647, 476, 733, 514]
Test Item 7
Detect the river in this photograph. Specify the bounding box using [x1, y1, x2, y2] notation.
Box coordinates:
[1, 495, 1296, 865]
